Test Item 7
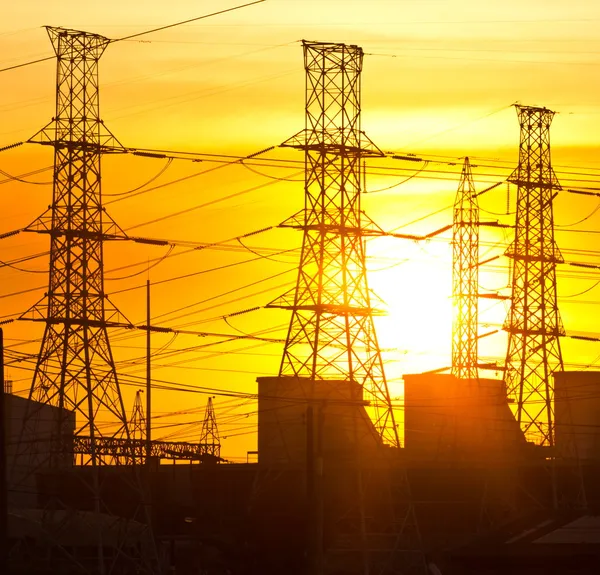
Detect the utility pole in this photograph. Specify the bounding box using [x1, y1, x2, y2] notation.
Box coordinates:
[306, 403, 315, 575]
[146, 279, 152, 464]
[503, 105, 564, 446]
[306, 402, 324, 575]
[451, 157, 480, 380]
[315, 405, 324, 575]
[0, 328, 7, 575]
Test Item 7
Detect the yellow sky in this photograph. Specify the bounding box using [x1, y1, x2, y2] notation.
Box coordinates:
[1, 0, 600, 459]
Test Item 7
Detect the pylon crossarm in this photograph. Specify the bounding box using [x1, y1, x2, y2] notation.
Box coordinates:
[277, 211, 453, 240]
[27, 138, 127, 154]
[21, 218, 170, 246]
[266, 302, 385, 316]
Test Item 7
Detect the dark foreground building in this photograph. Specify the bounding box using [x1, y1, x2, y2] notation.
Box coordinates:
[5, 371, 600, 574]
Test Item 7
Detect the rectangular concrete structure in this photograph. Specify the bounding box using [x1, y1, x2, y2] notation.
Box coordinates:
[403, 373, 526, 460]
[554, 371, 600, 460]
[257, 376, 383, 467]
[4, 393, 74, 508]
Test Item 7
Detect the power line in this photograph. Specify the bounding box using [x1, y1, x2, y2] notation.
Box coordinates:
[112, 1, 267, 42]
[0, 1, 268, 74]
[0, 55, 54, 74]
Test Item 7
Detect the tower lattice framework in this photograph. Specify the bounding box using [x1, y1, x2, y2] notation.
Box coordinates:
[130, 390, 146, 462]
[10, 26, 158, 575]
[130, 391, 146, 442]
[504, 104, 564, 445]
[262, 40, 424, 575]
[25, 27, 131, 463]
[200, 397, 221, 459]
[452, 157, 480, 380]
[271, 40, 398, 446]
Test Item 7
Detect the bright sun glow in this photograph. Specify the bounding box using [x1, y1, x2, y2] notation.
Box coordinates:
[370, 240, 454, 378]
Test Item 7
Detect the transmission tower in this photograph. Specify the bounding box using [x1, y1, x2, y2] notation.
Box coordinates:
[131, 390, 146, 441]
[266, 40, 424, 575]
[130, 390, 146, 462]
[270, 40, 398, 446]
[200, 397, 221, 459]
[451, 157, 480, 380]
[12, 27, 157, 574]
[22, 26, 130, 461]
[503, 104, 564, 445]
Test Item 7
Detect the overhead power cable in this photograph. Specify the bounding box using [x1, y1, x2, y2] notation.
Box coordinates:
[16, 138, 600, 195]
[107, 143, 600, 183]
[105, 145, 279, 207]
[110, 247, 295, 296]
[115, 134, 600, 179]
[0, 165, 53, 185]
[122, 168, 298, 231]
[104, 158, 173, 197]
[146, 268, 296, 325]
[0, 56, 54, 74]
[3, 315, 284, 345]
[0, 1, 267, 74]
[112, 1, 267, 43]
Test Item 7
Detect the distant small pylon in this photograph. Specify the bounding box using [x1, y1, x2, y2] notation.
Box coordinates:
[200, 397, 221, 459]
[129, 389, 146, 463]
[130, 390, 146, 443]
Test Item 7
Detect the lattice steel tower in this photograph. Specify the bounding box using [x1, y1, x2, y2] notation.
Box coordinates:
[452, 157, 480, 380]
[130, 390, 146, 462]
[25, 27, 130, 462]
[270, 40, 398, 446]
[504, 104, 564, 445]
[12, 27, 157, 574]
[200, 397, 221, 459]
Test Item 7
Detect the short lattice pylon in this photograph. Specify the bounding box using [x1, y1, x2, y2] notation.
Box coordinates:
[200, 397, 221, 459]
[451, 157, 480, 380]
[503, 104, 565, 446]
[130, 390, 146, 461]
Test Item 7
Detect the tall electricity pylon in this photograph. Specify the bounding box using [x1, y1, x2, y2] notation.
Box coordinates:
[504, 104, 564, 446]
[452, 157, 480, 380]
[267, 41, 425, 575]
[14, 27, 157, 574]
[24, 26, 130, 461]
[200, 397, 221, 459]
[270, 40, 398, 446]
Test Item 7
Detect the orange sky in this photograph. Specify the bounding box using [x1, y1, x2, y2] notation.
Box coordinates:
[1, 1, 600, 459]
